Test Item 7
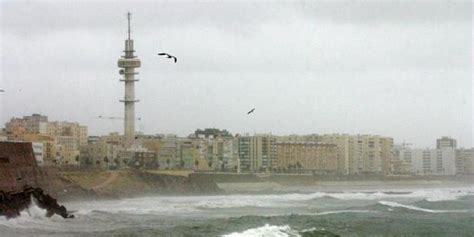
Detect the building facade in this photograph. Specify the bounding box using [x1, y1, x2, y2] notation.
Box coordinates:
[396, 148, 456, 176]
[238, 135, 277, 172]
[5, 114, 48, 135]
[275, 142, 337, 173]
[32, 142, 44, 166]
[80, 132, 123, 169]
[455, 148, 474, 175]
[436, 137, 457, 149]
[278, 134, 393, 175]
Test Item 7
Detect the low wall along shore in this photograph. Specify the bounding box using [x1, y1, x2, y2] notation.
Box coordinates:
[41, 170, 223, 201]
[30, 169, 474, 200]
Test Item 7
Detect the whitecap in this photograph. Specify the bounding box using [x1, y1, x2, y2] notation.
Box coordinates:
[378, 201, 468, 213]
[0, 199, 64, 230]
[312, 210, 376, 216]
[222, 224, 300, 237]
[317, 187, 474, 202]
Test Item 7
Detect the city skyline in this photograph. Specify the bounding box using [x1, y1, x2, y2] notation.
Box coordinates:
[1, 1, 472, 148]
[1, 112, 466, 150]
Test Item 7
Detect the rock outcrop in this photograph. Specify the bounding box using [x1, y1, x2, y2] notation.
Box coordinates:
[0, 186, 74, 219]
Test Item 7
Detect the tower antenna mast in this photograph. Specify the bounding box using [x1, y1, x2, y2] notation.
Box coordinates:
[118, 11, 141, 148]
[127, 12, 131, 40]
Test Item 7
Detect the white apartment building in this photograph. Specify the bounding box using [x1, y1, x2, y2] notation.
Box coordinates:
[396, 148, 456, 175]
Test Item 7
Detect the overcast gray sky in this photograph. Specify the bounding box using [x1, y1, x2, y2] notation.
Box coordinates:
[0, 0, 472, 148]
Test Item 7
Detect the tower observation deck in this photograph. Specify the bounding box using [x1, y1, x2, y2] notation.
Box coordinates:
[118, 12, 141, 148]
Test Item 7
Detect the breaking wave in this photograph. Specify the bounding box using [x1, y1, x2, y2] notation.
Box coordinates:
[222, 224, 300, 237]
[63, 187, 474, 216]
[0, 200, 64, 230]
[378, 201, 469, 213]
[1, 187, 472, 236]
[312, 210, 376, 216]
[308, 187, 474, 202]
[222, 224, 340, 237]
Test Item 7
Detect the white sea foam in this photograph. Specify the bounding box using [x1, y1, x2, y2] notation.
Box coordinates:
[222, 224, 300, 237]
[1, 187, 471, 235]
[313, 210, 376, 216]
[0, 200, 64, 230]
[319, 187, 474, 202]
[378, 201, 469, 213]
[65, 187, 473, 216]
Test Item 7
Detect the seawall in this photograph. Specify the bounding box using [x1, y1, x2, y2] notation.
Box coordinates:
[41, 169, 223, 201]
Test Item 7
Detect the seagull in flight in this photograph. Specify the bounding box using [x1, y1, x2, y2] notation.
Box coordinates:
[158, 53, 177, 63]
[247, 108, 255, 114]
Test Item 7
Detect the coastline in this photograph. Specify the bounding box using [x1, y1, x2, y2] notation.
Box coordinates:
[38, 169, 473, 201]
[217, 179, 473, 194]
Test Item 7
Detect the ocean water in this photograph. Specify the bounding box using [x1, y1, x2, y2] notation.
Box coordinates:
[1, 186, 473, 236]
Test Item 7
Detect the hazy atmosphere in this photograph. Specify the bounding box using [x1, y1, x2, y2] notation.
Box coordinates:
[1, 1, 474, 236]
[1, 1, 472, 148]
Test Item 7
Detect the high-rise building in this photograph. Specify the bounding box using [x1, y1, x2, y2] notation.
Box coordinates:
[419, 149, 456, 175]
[392, 145, 413, 175]
[455, 148, 474, 175]
[275, 142, 337, 173]
[315, 134, 351, 174]
[238, 134, 276, 172]
[280, 134, 393, 175]
[436, 136, 457, 149]
[395, 147, 456, 175]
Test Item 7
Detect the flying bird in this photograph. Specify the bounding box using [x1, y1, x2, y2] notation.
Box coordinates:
[158, 53, 177, 63]
[247, 108, 255, 114]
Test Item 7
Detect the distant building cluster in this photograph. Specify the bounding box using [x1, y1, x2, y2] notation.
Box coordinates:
[1, 114, 473, 176]
[392, 137, 474, 175]
[1, 114, 87, 166]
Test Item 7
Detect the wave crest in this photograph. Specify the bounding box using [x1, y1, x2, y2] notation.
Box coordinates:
[0, 199, 64, 229]
[222, 224, 300, 237]
[378, 201, 468, 213]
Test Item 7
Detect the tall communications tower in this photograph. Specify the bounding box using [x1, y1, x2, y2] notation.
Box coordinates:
[118, 12, 141, 148]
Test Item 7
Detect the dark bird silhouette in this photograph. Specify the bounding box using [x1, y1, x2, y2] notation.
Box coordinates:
[247, 108, 255, 114]
[158, 53, 177, 63]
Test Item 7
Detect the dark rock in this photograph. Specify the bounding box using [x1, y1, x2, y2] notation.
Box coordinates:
[0, 186, 74, 219]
